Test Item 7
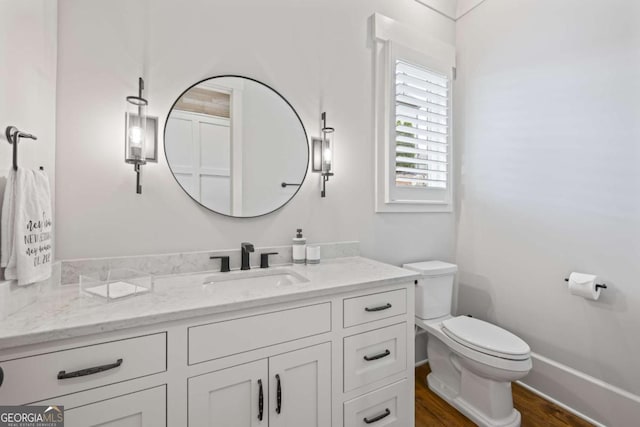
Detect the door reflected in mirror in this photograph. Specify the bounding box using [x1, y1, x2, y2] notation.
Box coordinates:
[164, 76, 309, 217]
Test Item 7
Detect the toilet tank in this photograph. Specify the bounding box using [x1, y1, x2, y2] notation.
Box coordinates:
[403, 261, 458, 320]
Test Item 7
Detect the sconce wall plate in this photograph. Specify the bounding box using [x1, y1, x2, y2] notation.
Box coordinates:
[312, 137, 323, 172]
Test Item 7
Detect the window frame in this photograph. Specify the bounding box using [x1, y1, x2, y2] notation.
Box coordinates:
[373, 13, 455, 213]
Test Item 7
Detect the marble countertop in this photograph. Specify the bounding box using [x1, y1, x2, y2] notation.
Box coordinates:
[0, 257, 419, 350]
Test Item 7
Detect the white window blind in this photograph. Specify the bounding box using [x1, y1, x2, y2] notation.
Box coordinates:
[394, 60, 449, 190]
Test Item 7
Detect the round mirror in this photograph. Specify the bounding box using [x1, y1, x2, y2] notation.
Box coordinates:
[164, 76, 309, 217]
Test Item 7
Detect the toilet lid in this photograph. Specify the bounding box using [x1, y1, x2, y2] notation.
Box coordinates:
[403, 260, 458, 276]
[442, 316, 530, 360]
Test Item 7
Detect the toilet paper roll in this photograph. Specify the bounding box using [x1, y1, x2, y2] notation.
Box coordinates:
[568, 272, 601, 301]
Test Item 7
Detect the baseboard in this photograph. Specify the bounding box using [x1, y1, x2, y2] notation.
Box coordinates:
[519, 352, 640, 427]
[415, 358, 429, 367]
[516, 381, 604, 427]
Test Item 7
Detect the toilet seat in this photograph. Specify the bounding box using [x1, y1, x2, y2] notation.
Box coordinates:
[442, 316, 530, 361]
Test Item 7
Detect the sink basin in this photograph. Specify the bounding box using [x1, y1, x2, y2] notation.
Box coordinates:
[202, 268, 309, 288]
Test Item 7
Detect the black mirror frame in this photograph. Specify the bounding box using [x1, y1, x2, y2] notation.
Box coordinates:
[163, 75, 310, 218]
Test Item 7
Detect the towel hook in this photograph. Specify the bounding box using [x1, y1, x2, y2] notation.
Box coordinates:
[5, 126, 38, 171]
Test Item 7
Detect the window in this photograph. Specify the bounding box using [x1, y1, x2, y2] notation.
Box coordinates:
[394, 60, 449, 191]
[373, 13, 455, 212]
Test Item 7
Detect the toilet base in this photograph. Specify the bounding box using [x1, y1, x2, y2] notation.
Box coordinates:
[427, 372, 522, 427]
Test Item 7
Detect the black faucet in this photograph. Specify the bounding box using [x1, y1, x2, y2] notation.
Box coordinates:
[241, 242, 255, 270]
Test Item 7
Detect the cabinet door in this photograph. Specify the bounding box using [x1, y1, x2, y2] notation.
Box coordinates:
[269, 342, 331, 427]
[64, 385, 165, 427]
[188, 359, 268, 427]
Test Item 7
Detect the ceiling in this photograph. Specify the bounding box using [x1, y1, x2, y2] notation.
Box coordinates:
[415, 0, 487, 20]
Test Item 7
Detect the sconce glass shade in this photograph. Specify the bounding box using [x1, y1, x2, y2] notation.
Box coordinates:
[125, 96, 148, 165]
[321, 127, 334, 174]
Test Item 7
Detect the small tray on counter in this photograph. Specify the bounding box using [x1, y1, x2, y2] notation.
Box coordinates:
[79, 268, 153, 302]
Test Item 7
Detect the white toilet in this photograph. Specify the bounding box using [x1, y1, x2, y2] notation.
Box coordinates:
[404, 261, 532, 427]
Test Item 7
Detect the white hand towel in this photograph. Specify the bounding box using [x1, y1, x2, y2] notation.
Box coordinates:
[1, 170, 17, 278]
[3, 169, 53, 285]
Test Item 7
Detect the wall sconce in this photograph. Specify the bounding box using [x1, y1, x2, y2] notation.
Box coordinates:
[312, 112, 334, 197]
[125, 77, 158, 194]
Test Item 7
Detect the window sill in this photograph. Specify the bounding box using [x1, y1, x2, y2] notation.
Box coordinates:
[375, 200, 453, 213]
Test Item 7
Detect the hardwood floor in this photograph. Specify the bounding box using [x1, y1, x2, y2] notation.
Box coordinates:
[415, 364, 593, 427]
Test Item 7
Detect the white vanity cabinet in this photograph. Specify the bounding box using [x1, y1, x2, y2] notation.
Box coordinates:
[188, 343, 331, 427]
[0, 264, 416, 427]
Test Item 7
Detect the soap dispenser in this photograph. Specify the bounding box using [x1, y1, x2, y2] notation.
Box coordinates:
[292, 228, 306, 264]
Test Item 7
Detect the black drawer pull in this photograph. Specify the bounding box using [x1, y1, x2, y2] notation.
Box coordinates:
[363, 349, 391, 361]
[275, 373, 282, 414]
[0, 366, 3, 387]
[364, 303, 392, 312]
[57, 358, 123, 380]
[258, 379, 264, 420]
[364, 408, 391, 424]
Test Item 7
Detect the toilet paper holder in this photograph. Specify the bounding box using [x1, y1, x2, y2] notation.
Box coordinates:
[564, 278, 607, 291]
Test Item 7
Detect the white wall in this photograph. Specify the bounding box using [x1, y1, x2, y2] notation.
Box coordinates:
[55, 0, 456, 264]
[455, 0, 640, 424]
[455, 0, 486, 19]
[0, 0, 57, 189]
[0, 0, 57, 259]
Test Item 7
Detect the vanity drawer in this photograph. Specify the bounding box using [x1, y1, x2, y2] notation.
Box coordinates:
[343, 323, 406, 392]
[344, 379, 409, 427]
[65, 385, 166, 427]
[343, 289, 406, 328]
[188, 302, 331, 365]
[0, 332, 167, 405]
